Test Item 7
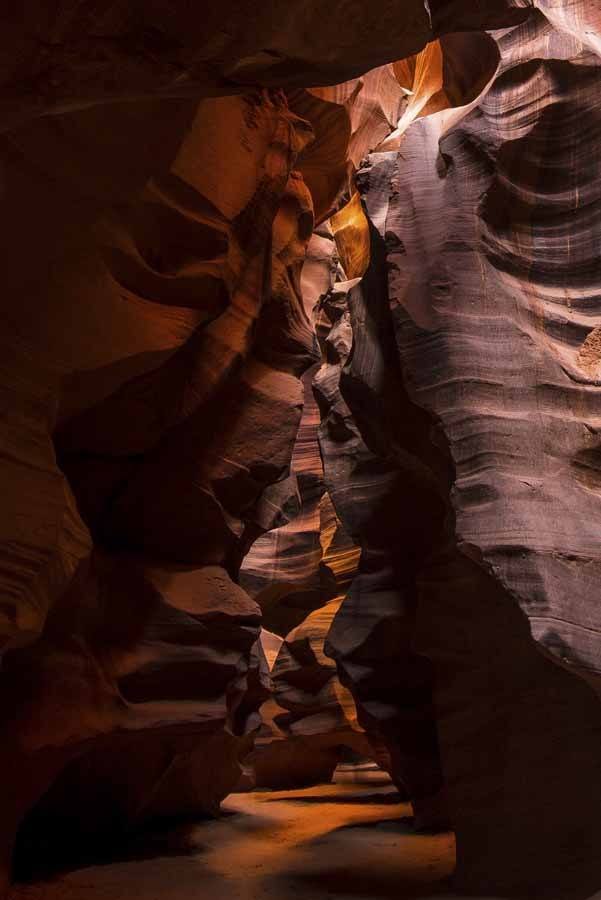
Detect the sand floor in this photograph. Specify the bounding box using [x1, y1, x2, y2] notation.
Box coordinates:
[9, 783, 459, 900]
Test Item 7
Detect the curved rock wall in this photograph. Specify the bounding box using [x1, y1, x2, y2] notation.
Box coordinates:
[0, 0, 529, 129]
[240, 380, 369, 789]
[244, 595, 371, 790]
[380, 13, 601, 674]
[1, 3, 601, 898]
[315, 218, 453, 829]
[320, 8, 601, 897]
[0, 87, 315, 889]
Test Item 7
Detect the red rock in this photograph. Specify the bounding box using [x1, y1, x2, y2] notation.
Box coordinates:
[1, 5, 601, 899]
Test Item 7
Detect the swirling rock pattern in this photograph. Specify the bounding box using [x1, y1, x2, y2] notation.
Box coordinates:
[240, 390, 368, 789]
[321, 7, 601, 896]
[373, 10, 601, 683]
[239, 368, 327, 637]
[315, 219, 453, 829]
[1, 2, 601, 898]
[11, 561, 265, 843]
[0, 87, 315, 890]
[243, 594, 371, 790]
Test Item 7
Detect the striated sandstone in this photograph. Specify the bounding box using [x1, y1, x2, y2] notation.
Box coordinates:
[1, 4, 601, 899]
[0, 84, 315, 891]
[320, 8, 601, 896]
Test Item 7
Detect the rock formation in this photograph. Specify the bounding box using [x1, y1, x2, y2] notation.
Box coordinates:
[319, 8, 601, 896]
[240, 490, 374, 790]
[1, 3, 601, 899]
[0, 85, 316, 890]
[242, 600, 371, 790]
[239, 370, 328, 637]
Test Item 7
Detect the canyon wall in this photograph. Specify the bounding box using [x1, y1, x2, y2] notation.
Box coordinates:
[321, 8, 601, 897]
[0, 2, 600, 899]
[239, 368, 371, 790]
[0, 87, 317, 888]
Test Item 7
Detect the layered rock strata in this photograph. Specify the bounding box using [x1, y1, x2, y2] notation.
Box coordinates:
[240, 405, 371, 790]
[243, 595, 371, 790]
[315, 219, 452, 829]
[1, 3, 601, 899]
[239, 370, 329, 637]
[321, 10, 601, 896]
[0, 88, 315, 889]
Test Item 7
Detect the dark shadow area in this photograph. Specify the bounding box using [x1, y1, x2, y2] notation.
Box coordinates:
[265, 789, 405, 805]
[314, 816, 444, 835]
[275, 867, 452, 899]
[12, 813, 224, 884]
[307, 817, 417, 839]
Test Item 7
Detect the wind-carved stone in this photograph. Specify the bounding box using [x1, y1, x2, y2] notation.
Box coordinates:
[1, 4, 601, 899]
[0, 89, 316, 889]
[316, 10, 601, 897]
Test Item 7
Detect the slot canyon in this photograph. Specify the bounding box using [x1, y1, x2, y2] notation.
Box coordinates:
[1, 2, 601, 899]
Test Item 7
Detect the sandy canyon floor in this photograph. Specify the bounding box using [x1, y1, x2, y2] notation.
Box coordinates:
[9, 781, 459, 900]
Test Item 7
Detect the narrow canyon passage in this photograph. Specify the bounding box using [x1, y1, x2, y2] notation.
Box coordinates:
[9, 778, 456, 900]
[2, 4, 601, 900]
